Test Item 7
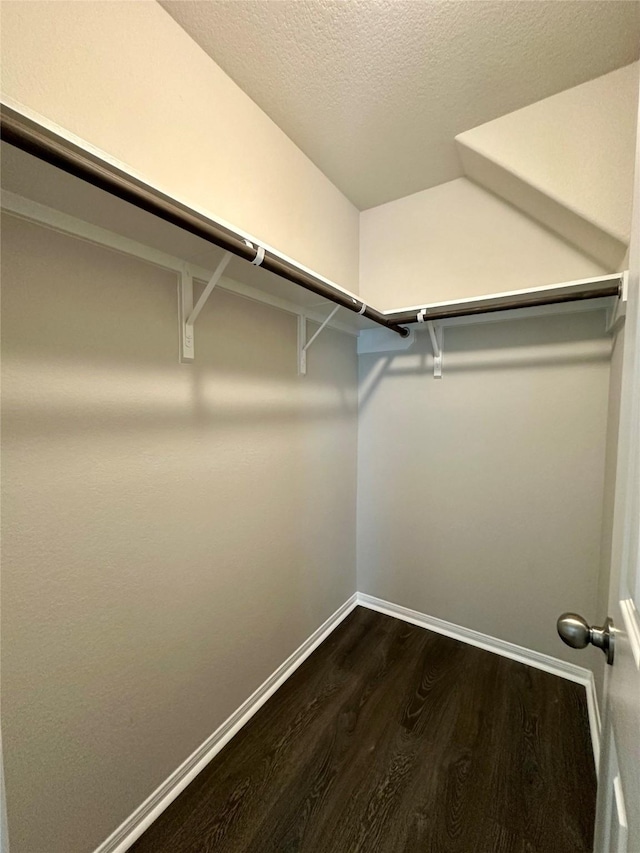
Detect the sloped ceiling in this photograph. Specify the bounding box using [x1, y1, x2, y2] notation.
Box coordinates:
[159, 0, 640, 210]
[456, 62, 639, 269]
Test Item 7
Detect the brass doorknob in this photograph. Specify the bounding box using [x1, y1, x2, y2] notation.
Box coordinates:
[557, 613, 614, 665]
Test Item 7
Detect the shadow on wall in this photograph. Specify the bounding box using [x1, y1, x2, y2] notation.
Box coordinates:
[356, 304, 610, 668]
[1, 216, 358, 440]
[1, 213, 360, 853]
[359, 311, 612, 413]
[2, 354, 358, 439]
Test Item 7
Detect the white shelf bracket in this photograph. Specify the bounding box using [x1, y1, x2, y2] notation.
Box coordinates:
[178, 252, 232, 362]
[426, 319, 444, 378]
[297, 305, 340, 375]
[416, 309, 444, 377]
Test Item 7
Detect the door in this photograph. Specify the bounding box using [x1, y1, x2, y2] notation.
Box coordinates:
[593, 80, 640, 853]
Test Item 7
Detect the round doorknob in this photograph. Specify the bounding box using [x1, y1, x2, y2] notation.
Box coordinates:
[557, 612, 614, 665]
[557, 613, 590, 648]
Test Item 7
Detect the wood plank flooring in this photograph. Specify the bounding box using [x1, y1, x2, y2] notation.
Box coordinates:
[130, 607, 596, 853]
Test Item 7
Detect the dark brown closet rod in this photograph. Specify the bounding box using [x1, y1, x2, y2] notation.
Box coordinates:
[1, 104, 621, 333]
[0, 104, 409, 338]
[385, 279, 622, 325]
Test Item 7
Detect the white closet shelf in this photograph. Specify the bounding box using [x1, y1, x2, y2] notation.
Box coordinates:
[1, 173, 623, 369]
[0, 104, 624, 367]
[1, 105, 401, 341]
[383, 273, 623, 326]
[0, 143, 375, 336]
[1, 186, 370, 344]
[1, 143, 622, 329]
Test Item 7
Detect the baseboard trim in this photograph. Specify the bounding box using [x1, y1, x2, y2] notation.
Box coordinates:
[93, 593, 358, 853]
[96, 590, 602, 851]
[357, 593, 601, 770]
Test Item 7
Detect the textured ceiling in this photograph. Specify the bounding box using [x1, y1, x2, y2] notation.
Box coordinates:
[160, 1, 640, 210]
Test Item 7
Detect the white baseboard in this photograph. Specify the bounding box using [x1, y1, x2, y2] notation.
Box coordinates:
[93, 593, 358, 853]
[357, 593, 601, 771]
[95, 590, 602, 852]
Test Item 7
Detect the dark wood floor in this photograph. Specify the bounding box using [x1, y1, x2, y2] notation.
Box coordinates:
[131, 607, 596, 853]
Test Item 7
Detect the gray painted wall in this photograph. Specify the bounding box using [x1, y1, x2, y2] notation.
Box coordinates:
[2, 216, 616, 853]
[357, 311, 611, 669]
[1, 215, 358, 853]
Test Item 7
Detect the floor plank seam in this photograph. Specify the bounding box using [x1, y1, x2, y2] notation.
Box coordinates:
[92, 593, 359, 853]
[355, 592, 601, 772]
[93, 593, 599, 853]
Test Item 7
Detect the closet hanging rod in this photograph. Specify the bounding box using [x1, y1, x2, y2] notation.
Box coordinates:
[0, 104, 409, 339]
[385, 279, 622, 326]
